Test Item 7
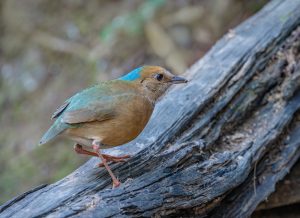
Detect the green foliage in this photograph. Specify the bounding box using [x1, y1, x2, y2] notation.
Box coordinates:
[100, 0, 165, 42]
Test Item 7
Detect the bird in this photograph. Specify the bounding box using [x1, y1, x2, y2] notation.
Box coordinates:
[39, 66, 188, 187]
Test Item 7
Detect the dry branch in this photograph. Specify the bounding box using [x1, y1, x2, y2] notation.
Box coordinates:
[1, 0, 300, 217]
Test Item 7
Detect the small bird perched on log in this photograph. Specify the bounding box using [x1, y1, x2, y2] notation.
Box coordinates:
[40, 66, 187, 187]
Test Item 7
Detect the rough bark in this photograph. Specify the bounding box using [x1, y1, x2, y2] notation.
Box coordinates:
[1, 0, 300, 217]
[256, 160, 300, 210]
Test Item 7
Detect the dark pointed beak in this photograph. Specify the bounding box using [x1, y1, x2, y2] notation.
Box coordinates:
[171, 76, 188, 84]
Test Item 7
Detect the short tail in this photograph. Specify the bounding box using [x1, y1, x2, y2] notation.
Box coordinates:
[39, 119, 69, 145]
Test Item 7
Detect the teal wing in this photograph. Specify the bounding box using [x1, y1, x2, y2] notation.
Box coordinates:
[51, 101, 70, 119]
[39, 84, 120, 145]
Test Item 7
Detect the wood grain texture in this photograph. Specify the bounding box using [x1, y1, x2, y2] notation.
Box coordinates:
[1, 0, 300, 217]
[256, 160, 300, 210]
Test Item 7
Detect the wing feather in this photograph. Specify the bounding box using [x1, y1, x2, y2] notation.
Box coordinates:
[62, 105, 115, 124]
[51, 101, 70, 119]
[40, 82, 137, 145]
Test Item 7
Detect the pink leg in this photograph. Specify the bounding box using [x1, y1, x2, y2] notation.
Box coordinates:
[74, 144, 130, 166]
[92, 140, 121, 188]
[74, 144, 98, 157]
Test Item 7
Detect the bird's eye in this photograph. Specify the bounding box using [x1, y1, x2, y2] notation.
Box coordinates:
[154, 73, 164, 81]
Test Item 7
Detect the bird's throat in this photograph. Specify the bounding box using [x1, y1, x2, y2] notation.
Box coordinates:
[141, 82, 170, 103]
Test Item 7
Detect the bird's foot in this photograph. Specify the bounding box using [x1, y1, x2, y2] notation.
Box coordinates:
[92, 140, 121, 188]
[98, 154, 131, 167]
[113, 180, 121, 188]
[74, 144, 98, 157]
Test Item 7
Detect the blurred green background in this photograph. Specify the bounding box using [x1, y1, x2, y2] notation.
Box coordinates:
[0, 0, 268, 204]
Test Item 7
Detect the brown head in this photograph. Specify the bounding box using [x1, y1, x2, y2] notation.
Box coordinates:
[119, 66, 187, 102]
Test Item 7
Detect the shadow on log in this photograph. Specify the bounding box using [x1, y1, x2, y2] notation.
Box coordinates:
[256, 159, 300, 211]
[1, 0, 300, 217]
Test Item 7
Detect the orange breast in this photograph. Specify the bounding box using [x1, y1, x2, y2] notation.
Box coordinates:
[65, 95, 154, 147]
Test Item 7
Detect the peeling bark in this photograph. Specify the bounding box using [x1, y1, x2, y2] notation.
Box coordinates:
[256, 160, 300, 210]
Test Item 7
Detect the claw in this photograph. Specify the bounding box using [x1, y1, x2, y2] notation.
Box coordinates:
[113, 180, 121, 188]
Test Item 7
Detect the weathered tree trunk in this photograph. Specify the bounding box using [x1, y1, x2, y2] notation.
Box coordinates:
[1, 0, 300, 217]
[256, 159, 300, 210]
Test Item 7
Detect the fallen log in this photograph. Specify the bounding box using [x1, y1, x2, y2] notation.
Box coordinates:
[1, 0, 300, 217]
[256, 160, 300, 210]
